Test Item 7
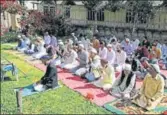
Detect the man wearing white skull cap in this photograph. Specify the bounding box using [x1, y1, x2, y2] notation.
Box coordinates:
[84, 48, 101, 82]
[70, 43, 89, 76]
[133, 64, 165, 110]
[110, 64, 136, 99]
[106, 44, 116, 66]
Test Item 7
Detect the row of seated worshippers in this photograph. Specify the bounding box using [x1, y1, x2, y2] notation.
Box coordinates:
[15, 32, 58, 62]
[15, 31, 167, 111]
[46, 37, 166, 111]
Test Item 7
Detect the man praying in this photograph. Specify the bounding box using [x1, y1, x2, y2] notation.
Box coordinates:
[106, 44, 116, 66]
[70, 44, 89, 76]
[133, 64, 165, 110]
[93, 59, 116, 91]
[110, 64, 136, 99]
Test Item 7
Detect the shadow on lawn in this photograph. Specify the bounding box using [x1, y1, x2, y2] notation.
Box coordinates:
[74, 84, 98, 90]
[1, 76, 14, 82]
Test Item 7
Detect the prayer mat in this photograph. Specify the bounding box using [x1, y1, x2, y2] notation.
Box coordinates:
[104, 89, 167, 114]
[14, 84, 61, 97]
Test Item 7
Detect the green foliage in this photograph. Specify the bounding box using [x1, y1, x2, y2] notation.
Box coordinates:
[126, 0, 155, 24]
[1, 44, 112, 114]
[82, 0, 101, 10]
[105, 0, 124, 12]
[1, 32, 18, 43]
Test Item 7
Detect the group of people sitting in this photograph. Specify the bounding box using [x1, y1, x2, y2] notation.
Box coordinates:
[15, 30, 167, 110]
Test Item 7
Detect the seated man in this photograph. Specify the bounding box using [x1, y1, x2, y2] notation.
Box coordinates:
[15, 35, 27, 52]
[70, 44, 89, 76]
[32, 38, 47, 59]
[33, 63, 58, 91]
[50, 41, 65, 66]
[84, 48, 101, 82]
[132, 64, 165, 110]
[114, 45, 127, 72]
[122, 38, 133, 56]
[24, 41, 35, 55]
[110, 64, 136, 99]
[60, 45, 79, 70]
[99, 41, 108, 60]
[149, 43, 162, 60]
[40, 45, 56, 65]
[106, 44, 116, 66]
[93, 59, 116, 91]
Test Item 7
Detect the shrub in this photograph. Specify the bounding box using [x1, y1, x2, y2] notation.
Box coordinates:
[1, 32, 18, 43]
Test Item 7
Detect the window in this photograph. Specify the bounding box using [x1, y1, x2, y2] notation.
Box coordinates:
[87, 9, 104, 21]
[126, 9, 135, 23]
[43, 6, 55, 16]
[65, 7, 70, 18]
[44, 6, 49, 15]
[50, 6, 55, 16]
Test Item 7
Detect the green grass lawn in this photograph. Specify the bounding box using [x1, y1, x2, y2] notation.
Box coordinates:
[1, 43, 111, 114]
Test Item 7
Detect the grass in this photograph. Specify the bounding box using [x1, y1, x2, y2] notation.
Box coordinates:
[1, 43, 111, 114]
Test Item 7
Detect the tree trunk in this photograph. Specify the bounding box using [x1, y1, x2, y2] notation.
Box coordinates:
[94, 11, 97, 33]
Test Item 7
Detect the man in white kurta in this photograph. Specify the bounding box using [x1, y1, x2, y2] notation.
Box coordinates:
[106, 44, 116, 66]
[33, 38, 47, 59]
[132, 39, 140, 52]
[123, 38, 133, 56]
[44, 32, 51, 45]
[99, 41, 108, 60]
[114, 45, 127, 72]
[70, 44, 89, 76]
[110, 64, 136, 99]
[60, 45, 79, 70]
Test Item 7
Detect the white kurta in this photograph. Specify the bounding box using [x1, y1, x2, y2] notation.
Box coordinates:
[114, 50, 127, 72]
[161, 44, 167, 57]
[44, 35, 51, 45]
[111, 73, 136, 98]
[99, 47, 108, 60]
[132, 39, 140, 52]
[106, 50, 116, 65]
[61, 50, 79, 69]
[33, 41, 47, 59]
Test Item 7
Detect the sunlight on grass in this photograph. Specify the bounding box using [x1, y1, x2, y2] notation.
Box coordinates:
[1, 43, 111, 114]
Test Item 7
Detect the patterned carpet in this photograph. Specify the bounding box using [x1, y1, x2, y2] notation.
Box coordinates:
[104, 90, 167, 114]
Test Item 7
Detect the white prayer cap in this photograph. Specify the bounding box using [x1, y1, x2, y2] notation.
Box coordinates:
[58, 41, 64, 45]
[78, 44, 84, 49]
[18, 35, 21, 38]
[125, 38, 130, 42]
[107, 44, 112, 48]
[22, 35, 25, 38]
[71, 33, 75, 36]
[124, 64, 132, 71]
[90, 48, 97, 54]
[151, 64, 160, 73]
[78, 41, 82, 44]
[58, 39, 62, 42]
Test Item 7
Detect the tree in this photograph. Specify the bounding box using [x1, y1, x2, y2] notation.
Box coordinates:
[82, 0, 101, 10]
[20, 10, 74, 36]
[126, 0, 154, 24]
[105, 0, 124, 12]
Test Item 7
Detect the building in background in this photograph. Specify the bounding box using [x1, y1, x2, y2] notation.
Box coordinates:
[37, 0, 167, 41]
[1, 0, 40, 31]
